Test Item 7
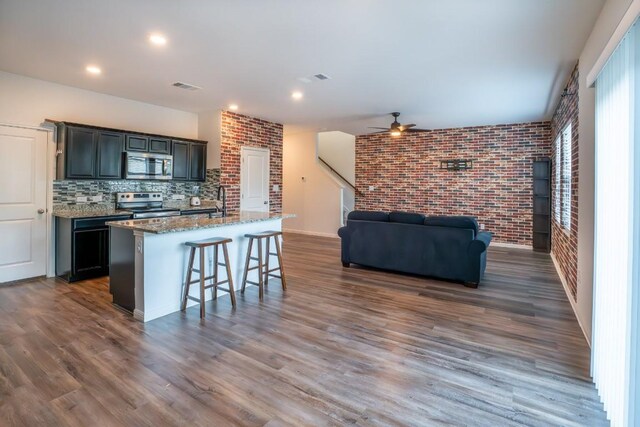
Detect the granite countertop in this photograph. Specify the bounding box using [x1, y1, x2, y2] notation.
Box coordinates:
[52, 206, 133, 219]
[106, 211, 295, 234]
[52, 200, 223, 219]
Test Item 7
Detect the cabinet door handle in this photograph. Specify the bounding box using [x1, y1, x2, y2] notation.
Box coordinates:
[37, 209, 45, 214]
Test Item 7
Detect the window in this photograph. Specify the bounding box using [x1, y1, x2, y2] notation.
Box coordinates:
[554, 123, 572, 230]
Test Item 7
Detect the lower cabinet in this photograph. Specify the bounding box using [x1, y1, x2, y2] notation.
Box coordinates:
[56, 215, 130, 282]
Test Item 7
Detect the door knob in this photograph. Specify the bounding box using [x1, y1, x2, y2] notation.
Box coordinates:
[263, 201, 268, 205]
[37, 209, 45, 214]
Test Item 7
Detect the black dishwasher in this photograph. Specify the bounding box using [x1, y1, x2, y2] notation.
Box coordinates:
[56, 215, 131, 282]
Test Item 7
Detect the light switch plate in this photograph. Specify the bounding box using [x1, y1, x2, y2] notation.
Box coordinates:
[368, 186, 375, 191]
[273, 184, 280, 191]
[76, 196, 88, 202]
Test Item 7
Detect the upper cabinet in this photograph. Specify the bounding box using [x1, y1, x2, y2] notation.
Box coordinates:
[125, 135, 148, 152]
[96, 131, 125, 179]
[189, 143, 206, 181]
[171, 140, 207, 182]
[171, 140, 190, 181]
[54, 121, 207, 181]
[126, 135, 172, 154]
[65, 126, 97, 179]
[63, 126, 124, 180]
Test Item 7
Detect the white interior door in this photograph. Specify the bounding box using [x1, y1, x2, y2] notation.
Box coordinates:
[0, 126, 47, 283]
[240, 146, 270, 212]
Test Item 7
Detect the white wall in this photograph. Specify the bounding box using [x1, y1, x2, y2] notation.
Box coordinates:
[573, 0, 634, 343]
[317, 131, 356, 184]
[198, 110, 222, 169]
[0, 71, 198, 139]
[283, 126, 343, 237]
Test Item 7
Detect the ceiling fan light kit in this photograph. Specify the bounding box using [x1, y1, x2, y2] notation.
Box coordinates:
[368, 112, 427, 136]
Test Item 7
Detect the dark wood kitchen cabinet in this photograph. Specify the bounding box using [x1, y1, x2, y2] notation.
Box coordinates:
[172, 140, 207, 182]
[189, 142, 206, 181]
[172, 140, 190, 180]
[125, 134, 149, 152]
[51, 120, 207, 181]
[57, 124, 125, 180]
[65, 126, 97, 179]
[56, 215, 131, 282]
[126, 135, 171, 154]
[96, 131, 125, 179]
[149, 137, 171, 154]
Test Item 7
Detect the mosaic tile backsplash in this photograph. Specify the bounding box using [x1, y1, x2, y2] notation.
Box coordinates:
[53, 168, 221, 207]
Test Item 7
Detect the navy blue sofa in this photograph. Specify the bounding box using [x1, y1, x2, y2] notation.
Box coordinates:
[337, 211, 492, 288]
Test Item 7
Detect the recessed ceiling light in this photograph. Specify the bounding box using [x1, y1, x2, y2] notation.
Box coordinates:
[228, 104, 239, 111]
[149, 33, 167, 46]
[85, 65, 101, 75]
[291, 91, 303, 100]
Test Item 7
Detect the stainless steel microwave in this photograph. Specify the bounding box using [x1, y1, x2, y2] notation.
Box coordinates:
[125, 152, 173, 180]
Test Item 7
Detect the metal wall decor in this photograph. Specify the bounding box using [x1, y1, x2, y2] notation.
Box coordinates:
[440, 159, 473, 171]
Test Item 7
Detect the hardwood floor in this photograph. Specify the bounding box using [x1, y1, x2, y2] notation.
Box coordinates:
[0, 233, 607, 426]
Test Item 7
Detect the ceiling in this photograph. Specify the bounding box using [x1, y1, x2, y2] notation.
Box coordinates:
[0, 0, 604, 135]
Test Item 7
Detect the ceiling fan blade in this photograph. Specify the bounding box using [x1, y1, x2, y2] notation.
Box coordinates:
[399, 124, 416, 132]
[368, 127, 390, 130]
[406, 128, 429, 132]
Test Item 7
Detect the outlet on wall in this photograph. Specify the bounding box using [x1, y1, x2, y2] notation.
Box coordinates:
[76, 196, 88, 202]
[480, 223, 485, 230]
[273, 184, 280, 192]
[368, 186, 375, 191]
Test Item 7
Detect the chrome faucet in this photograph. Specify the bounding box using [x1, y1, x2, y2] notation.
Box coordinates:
[217, 185, 227, 217]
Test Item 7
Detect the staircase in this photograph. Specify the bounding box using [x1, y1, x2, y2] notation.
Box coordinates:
[317, 131, 357, 227]
[318, 157, 359, 226]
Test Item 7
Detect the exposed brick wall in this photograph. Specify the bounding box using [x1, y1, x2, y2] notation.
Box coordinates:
[355, 122, 551, 245]
[220, 111, 283, 214]
[551, 63, 579, 300]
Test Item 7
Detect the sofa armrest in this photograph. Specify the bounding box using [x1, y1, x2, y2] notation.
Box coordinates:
[338, 226, 351, 264]
[466, 232, 492, 286]
[469, 231, 492, 254]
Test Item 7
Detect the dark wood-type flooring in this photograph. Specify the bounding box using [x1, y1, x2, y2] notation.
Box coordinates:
[0, 233, 608, 426]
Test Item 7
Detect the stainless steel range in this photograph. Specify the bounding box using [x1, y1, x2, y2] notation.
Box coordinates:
[116, 192, 181, 219]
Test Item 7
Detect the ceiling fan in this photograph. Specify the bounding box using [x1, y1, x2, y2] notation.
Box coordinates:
[369, 112, 427, 136]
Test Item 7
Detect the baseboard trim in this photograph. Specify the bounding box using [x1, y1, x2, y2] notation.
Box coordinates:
[491, 242, 532, 250]
[283, 228, 339, 238]
[133, 309, 145, 322]
[550, 251, 591, 347]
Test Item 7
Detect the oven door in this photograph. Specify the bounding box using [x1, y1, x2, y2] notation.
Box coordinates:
[126, 153, 173, 180]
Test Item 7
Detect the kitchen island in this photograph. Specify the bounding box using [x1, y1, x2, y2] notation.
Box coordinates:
[107, 211, 294, 322]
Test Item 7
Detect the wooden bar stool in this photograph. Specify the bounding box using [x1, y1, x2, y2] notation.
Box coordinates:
[240, 231, 287, 300]
[181, 237, 236, 319]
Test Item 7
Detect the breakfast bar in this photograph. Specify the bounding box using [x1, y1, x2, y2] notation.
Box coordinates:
[107, 211, 293, 322]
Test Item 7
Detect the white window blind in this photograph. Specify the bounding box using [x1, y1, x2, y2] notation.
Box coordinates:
[554, 134, 562, 224]
[593, 18, 640, 427]
[561, 123, 572, 229]
[553, 124, 572, 230]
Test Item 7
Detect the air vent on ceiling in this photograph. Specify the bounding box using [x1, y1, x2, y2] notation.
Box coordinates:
[297, 73, 332, 84]
[172, 81, 202, 91]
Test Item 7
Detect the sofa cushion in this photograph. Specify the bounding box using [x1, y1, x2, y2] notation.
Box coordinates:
[424, 215, 479, 235]
[348, 210, 390, 222]
[389, 211, 426, 225]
